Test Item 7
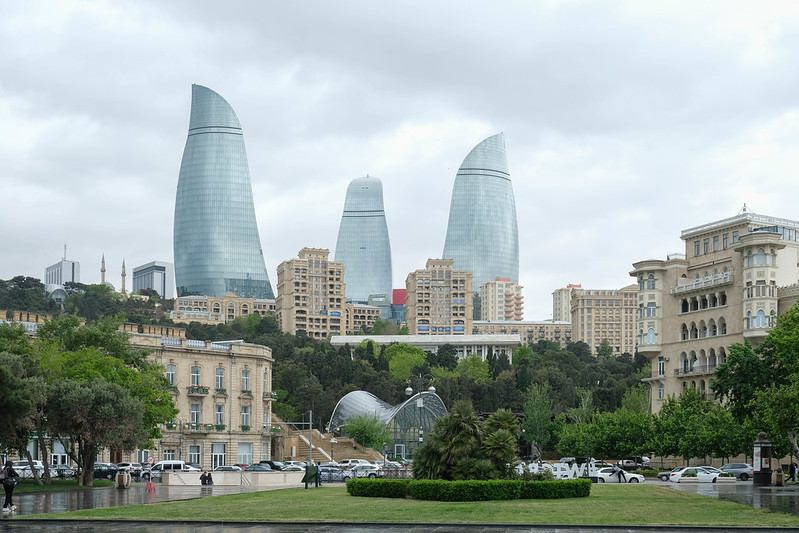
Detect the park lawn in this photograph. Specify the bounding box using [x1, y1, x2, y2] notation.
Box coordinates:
[15, 479, 114, 493]
[24, 484, 799, 527]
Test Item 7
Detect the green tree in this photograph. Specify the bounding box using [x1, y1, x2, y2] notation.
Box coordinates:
[385, 343, 427, 380]
[343, 413, 390, 449]
[521, 384, 552, 459]
[456, 353, 491, 384]
[413, 400, 484, 480]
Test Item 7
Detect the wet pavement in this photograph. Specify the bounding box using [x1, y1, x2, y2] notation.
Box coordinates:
[1, 479, 799, 532]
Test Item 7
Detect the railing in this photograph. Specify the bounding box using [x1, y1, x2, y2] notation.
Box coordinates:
[674, 364, 716, 376]
[672, 272, 732, 294]
[187, 386, 209, 395]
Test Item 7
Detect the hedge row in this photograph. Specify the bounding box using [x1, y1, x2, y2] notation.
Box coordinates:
[345, 478, 591, 501]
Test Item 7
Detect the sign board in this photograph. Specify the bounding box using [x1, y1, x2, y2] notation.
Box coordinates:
[147, 456, 155, 465]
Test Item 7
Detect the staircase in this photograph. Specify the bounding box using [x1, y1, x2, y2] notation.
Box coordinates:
[288, 430, 383, 463]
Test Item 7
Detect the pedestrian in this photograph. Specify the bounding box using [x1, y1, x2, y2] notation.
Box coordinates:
[790, 462, 797, 483]
[206, 471, 213, 485]
[1, 460, 20, 512]
[199, 471, 208, 485]
[612, 463, 627, 483]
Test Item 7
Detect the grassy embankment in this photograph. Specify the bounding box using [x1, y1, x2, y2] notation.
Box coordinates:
[24, 484, 799, 527]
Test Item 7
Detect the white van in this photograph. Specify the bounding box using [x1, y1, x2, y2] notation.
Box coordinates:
[143, 460, 199, 480]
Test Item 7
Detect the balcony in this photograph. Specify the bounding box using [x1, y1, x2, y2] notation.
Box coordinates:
[674, 364, 716, 377]
[672, 272, 733, 295]
[263, 391, 278, 400]
[186, 386, 209, 396]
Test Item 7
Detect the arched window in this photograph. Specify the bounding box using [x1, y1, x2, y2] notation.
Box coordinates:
[756, 248, 767, 266]
[719, 318, 727, 335]
[745, 311, 752, 329]
[746, 251, 753, 268]
[646, 328, 656, 344]
[681, 324, 689, 341]
[755, 310, 766, 328]
[646, 274, 656, 290]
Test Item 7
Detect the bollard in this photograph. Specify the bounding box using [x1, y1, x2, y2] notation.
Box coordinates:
[145, 481, 156, 492]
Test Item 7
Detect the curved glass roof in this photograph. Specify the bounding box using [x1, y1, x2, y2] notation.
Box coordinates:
[328, 390, 448, 459]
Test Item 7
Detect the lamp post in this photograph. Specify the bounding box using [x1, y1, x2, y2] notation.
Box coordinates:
[405, 374, 435, 458]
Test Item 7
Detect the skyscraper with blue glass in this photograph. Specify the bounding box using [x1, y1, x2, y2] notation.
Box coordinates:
[334, 176, 393, 303]
[173, 84, 274, 299]
[442, 133, 519, 290]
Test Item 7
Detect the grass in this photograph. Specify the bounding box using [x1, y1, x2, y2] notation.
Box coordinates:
[15, 479, 114, 493]
[23, 484, 799, 527]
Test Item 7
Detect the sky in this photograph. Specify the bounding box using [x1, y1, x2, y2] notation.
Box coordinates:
[4, 1, 799, 320]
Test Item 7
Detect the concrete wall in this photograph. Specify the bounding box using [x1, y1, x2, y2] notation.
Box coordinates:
[162, 470, 305, 487]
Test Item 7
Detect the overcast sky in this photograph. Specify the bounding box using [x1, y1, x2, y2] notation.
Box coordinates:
[4, 1, 799, 320]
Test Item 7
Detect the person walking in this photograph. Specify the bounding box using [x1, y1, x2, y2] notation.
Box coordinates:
[206, 471, 213, 485]
[790, 462, 797, 483]
[199, 471, 208, 485]
[1, 461, 20, 512]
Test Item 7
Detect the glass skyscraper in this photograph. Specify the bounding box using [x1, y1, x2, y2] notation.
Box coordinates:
[442, 133, 519, 290]
[173, 84, 274, 299]
[334, 176, 393, 303]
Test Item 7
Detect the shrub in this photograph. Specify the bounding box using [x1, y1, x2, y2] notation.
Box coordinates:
[346, 478, 411, 498]
[406, 478, 590, 501]
[519, 470, 555, 482]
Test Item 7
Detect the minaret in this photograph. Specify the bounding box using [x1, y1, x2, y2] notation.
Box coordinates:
[121, 259, 127, 295]
[101, 254, 106, 285]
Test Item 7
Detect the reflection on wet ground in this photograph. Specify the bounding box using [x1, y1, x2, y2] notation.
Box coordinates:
[668, 479, 799, 516]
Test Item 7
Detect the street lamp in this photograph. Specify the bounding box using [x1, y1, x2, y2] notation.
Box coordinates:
[405, 374, 435, 456]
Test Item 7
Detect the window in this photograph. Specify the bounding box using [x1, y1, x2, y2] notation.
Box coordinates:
[238, 442, 252, 465]
[647, 328, 656, 344]
[190, 403, 201, 424]
[164, 449, 175, 460]
[215, 404, 225, 425]
[694, 241, 700, 256]
[190, 366, 201, 387]
[713, 235, 719, 251]
[166, 364, 176, 385]
[241, 405, 251, 427]
[658, 357, 665, 376]
[658, 384, 665, 400]
[241, 369, 251, 392]
[703, 238, 710, 254]
[756, 248, 767, 266]
[211, 443, 226, 470]
[215, 368, 225, 390]
[646, 275, 655, 290]
[755, 310, 767, 328]
[723, 233, 729, 249]
[732, 231, 739, 243]
[188, 445, 200, 466]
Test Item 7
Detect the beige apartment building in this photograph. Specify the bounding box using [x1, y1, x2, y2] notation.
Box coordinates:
[631, 210, 799, 413]
[275, 247, 380, 338]
[480, 277, 524, 321]
[171, 293, 277, 325]
[406, 258, 473, 335]
[472, 320, 571, 348]
[551, 284, 637, 355]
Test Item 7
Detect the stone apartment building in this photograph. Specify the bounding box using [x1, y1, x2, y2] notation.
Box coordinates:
[472, 319, 572, 348]
[275, 247, 380, 338]
[480, 277, 524, 321]
[405, 258, 473, 335]
[630, 210, 799, 413]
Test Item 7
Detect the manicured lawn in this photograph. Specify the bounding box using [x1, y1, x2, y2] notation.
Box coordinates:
[24, 484, 799, 527]
[15, 479, 114, 493]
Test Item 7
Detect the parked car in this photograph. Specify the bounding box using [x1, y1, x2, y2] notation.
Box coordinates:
[697, 466, 723, 474]
[669, 466, 719, 483]
[213, 465, 242, 471]
[720, 463, 754, 481]
[12, 460, 44, 478]
[282, 465, 304, 471]
[618, 456, 651, 469]
[117, 462, 143, 479]
[319, 466, 346, 482]
[245, 464, 272, 471]
[93, 463, 120, 480]
[258, 460, 285, 471]
[49, 464, 77, 479]
[141, 460, 198, 480]
[594, 467, 644, 483]
[338, 459, 373, 469]
[283, 461, 307, 468]
[658, 467, 682, 481]
[342, 464, 382, 479]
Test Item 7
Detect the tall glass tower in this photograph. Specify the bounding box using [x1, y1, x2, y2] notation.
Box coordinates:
[442, 133, 519, 290]
[334, 176, 393, 303]
[173, 84, 274, 299]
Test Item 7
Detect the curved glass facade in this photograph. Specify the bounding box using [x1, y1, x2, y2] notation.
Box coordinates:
[173, 84, 274, 299]
[442, 133, 519, 289]
[334, 176, 393, 303]
[328, 390, 447, 458]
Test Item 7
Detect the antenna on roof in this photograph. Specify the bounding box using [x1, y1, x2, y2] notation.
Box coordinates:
[739, 203, 748, 214]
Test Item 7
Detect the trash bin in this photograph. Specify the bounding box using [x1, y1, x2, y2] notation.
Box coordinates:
[775, 469, 784, 486]
[116, 469, 131, 488]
